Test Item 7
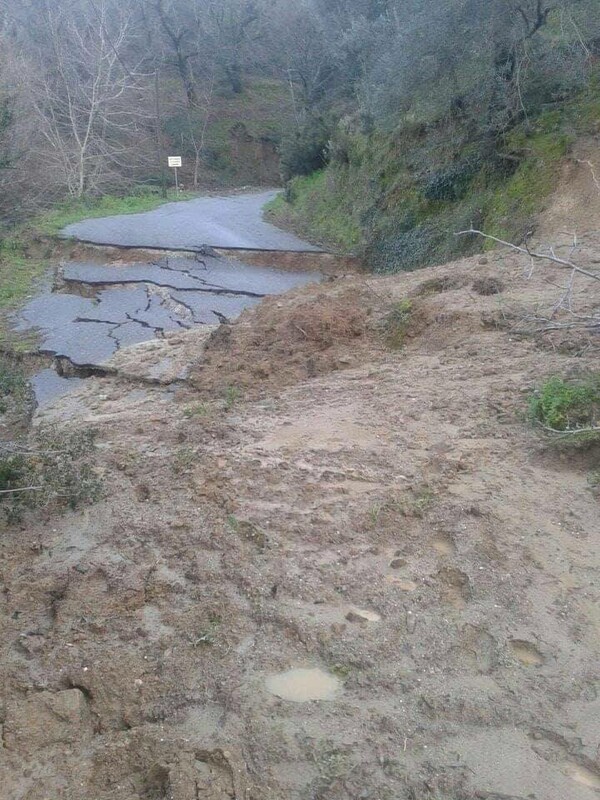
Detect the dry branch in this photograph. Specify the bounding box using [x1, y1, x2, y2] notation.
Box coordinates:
[540, 424, 600, 437]
[0, 486, 43, 494]
[455, 228, 600, 282]
[456, 227, 600, 339]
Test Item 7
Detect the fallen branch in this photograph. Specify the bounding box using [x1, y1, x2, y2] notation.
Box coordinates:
[539, 425, 600, 437]
[455, 228, 600, 282]
[0, 486, 43, 494]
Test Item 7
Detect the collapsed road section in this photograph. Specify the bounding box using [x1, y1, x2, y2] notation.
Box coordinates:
[16, 251, 322, 403]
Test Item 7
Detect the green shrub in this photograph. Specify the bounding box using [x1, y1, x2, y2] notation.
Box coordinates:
[422, 157, 480, 202]
[529, 375, 600, 441]
[383, 300, 413, 349]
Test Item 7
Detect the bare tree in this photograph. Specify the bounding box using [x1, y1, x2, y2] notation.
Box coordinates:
[204, 0, 260, 95]
[26, 0, 150, 197]
[270, 0, 337, 116]
[152, 0, 200, 108]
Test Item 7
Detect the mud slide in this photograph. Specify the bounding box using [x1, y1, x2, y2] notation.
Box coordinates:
[3, 235, 600, 799]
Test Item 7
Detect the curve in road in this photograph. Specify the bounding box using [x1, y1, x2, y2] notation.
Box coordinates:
[61, 190, 323, 252]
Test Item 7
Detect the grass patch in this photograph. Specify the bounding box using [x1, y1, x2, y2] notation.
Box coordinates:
[0, 241, 46, 312]
[0, 189, 195, 320]
[484, 126, 570, 241]
[172, 446, 196, 475]
[183, 402, 211, 419]
[400, 485, 435, 518]
[224, 385, 242, 410]
[0, 357, 27, 404]
[265, 170, 361, 251]
[0, 355, 32, 426]
[529, 375, 600, 443]
[34, 189, 195, 238]
[383, 299, 413, 349]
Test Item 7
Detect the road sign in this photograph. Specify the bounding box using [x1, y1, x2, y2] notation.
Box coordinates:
[168, 156, 182, 192]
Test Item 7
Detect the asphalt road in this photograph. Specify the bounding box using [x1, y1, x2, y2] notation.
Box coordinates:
[62, 190, 322, 252]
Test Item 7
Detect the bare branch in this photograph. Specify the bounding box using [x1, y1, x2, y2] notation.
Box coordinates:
[455, 228, 600, 282]
[539, 424, 600, 437]
[0, 486, 43, 494]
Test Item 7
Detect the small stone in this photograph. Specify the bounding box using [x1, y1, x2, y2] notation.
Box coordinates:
[390, 558, 407, 569]
[135, 484, 151, 501]
[346, 611, 368, 624]
[330, 623, 347, 635]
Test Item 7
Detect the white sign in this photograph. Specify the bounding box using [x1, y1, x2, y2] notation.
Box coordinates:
[168, 156, 182, 168]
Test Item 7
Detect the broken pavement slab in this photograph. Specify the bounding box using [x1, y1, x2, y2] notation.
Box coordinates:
[102, 328, 216, 385]
[61, 254, 321, 296]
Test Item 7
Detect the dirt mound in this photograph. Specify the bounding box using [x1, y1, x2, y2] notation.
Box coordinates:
[189, 286, 378, 398]
[538, 136, 600, 238]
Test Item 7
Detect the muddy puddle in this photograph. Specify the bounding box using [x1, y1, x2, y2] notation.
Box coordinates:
[265, 667, 342, 702]
[15, 251, 322, 407]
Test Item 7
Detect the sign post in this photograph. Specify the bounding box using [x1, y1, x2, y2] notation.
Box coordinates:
[168, 156, 182, 193]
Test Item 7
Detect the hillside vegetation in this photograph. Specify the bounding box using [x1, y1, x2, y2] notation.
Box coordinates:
[269, 83, 599, 267]
[266, 0, 600, 270]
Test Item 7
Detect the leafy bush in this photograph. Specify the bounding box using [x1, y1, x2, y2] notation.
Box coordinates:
[422, 158, 480, 202]
[367, 225, 441, 273]
[529, 376, 600, 441]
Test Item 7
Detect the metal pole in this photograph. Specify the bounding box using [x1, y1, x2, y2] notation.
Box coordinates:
[174, 166, 179, 194]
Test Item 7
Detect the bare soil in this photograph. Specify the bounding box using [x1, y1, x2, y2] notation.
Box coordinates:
[1, 240, 600, 799]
